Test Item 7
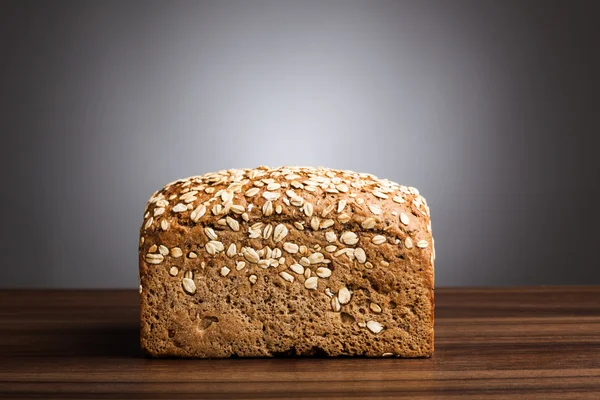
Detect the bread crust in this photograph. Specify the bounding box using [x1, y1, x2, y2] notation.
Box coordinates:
[139, 166, 434, 357]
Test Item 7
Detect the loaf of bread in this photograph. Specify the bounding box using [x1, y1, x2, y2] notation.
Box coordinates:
[139, 166, 434, 357]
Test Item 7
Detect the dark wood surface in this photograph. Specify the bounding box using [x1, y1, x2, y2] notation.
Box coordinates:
[0, 288, 599, 399]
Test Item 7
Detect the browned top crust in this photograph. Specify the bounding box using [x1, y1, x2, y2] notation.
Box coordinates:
[140, 165, 433, 273]
[140, 165, 434, 282]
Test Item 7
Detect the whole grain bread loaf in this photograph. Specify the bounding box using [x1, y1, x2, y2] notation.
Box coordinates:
[139, 166, 434, 357]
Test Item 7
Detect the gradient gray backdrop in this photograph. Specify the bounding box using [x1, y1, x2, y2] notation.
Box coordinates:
[1, 0, 598, 288]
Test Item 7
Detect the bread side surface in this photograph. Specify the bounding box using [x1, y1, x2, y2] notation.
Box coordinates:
[139, 166, 434, 357]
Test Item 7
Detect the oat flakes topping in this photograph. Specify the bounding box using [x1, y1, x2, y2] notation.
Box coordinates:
[338, 286, 351, 304]
[340, 231, 359, 245]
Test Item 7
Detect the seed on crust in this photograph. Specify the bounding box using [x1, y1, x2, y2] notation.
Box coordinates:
[235, 261, 246, 270]
[310, 217, 320, 230]
[370, 303, 382, 313]
[366, 320, 384, 334]
[231, 204, 245, 214]
[337, 199, 346, 213]
[334, 248, 350, 258]
[173, 203, 187, 212]
[303, 202, 314, 217]
[290, 196, 304, 207]
[372, 190, 388, 199]
[372, 235, 386, 245]
[316, 267, 332, 278]
[267, 182, 281, 191]
[169, 266, 179, 276]
[336, 183, 349, 192]
[400, 212, 410, 226]
[320, 219, 334, 229]
[188, 251, 198, 259]
[182, 278, 196, 294]
[180, 190, 198, 200]
[338, 213, 351, 223]
[321, 204, 335, 218]
[308, 252, 325, 264]
[170, 247, 183, 258]
[220, 266, 231, 277]
[354, 248, 366, 264]
[290, 263, 305, 274]
[368, 204, 382, 215]
[325, 231, 337, 243]
[262, 200, 274, 216]
[273, 224, 288, 243]
[153, 207, 165, 217]
[279, 271, 294, 282]
[145, 253, 164, 264]
[331, 296, 341, 312]
[158, 245, 169, 256]
[204, 227, 218, 240]
[184, 196, 197, 204]
[160, 220, 170, 230]
[248, 274, 257, 284]
[417, 240, 429, 248]
[148, 244, 158, 253]
[299, 257, 311, 267]
[244, 247, 260, 263]
[205, 241, 224, 255]
[226, 243, 237, 258]
[245, 187, 260, 197]
[190, 205, 207, 222]
[405, 237, 413, 249]
[304, 276, 318, 290]
[283, 242, 299, 254]
[144, 217, 153, 229]
[340, 231, 359, 245]
[275, 204, 283, 214]
[248, 227, 261, 239]
[262, 224, 273, 239]
[262, 191, 280, 201]
[338, 286, 351, 304]
[226, 216, 240, 231]
[393, 195, 405, 204]
[212, 204, 223, 215]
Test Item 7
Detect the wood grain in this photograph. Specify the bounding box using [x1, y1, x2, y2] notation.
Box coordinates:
[0, 287, 599, 399]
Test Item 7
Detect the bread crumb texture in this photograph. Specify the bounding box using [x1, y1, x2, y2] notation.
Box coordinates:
[139, 166, 435, 358]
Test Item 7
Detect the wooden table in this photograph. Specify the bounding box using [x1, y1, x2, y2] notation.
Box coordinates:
[0, 288, 599, 399]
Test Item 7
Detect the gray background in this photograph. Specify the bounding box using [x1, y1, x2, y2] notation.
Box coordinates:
[1, 0, 598, 288]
